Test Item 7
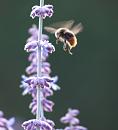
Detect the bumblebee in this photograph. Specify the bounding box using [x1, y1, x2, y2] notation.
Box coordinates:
[44, 20, 83, 55]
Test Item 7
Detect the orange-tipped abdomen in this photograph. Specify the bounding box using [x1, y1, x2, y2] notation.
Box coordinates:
[68, 36, 77, 47]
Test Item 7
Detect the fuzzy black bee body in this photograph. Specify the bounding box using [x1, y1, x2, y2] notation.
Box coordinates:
[44, 20, 83, 55]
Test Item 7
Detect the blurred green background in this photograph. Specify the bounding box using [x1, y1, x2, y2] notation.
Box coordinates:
[0, 0, 118, 130]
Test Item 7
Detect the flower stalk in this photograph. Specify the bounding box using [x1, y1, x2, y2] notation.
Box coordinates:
[37, 0, 44, 122]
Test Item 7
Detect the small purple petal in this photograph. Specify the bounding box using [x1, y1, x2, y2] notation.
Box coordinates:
[60, 108, 81, 125]
[46, 119, 55, 127]
[70, 117, 80, 125]
[42, 87, 53, 97]
[40, 40, 55, 54]
[28, 52, 36, 62]
[26, 61, 51, 75]
[26, 63, 37, 75]
[60, 113, 79, 125]
[7, 118, 15, 126]
[68, 108, 80, 117]
[42, 98, 54, 112]
[0, 111, 4, 117]
[51, 76, 60, 91]
[24, 41, 38, 52]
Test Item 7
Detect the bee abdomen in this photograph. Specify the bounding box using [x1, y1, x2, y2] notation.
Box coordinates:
[68, 37, 77, 47]
[64, 32, 77, 47]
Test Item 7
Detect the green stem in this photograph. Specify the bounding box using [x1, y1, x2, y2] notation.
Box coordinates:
[36, 0, 44, 123]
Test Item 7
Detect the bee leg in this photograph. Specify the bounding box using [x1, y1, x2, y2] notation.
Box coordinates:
[56, 36, 60, 44]
[56, 39, 59, 44]
[64, 40, 72, 55]
[67, 45, 73, 55]
[63, 42, 67, 51]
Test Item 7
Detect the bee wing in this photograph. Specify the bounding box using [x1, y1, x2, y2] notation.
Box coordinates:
[71, 23, 83, 35]
[47, 20, 75, 29]
[44, 27, 56, 33]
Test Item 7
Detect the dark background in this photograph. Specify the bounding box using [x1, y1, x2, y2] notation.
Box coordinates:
[0, 0, 118, 130]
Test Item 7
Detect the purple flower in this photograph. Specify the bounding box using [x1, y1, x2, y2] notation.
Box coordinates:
[20, 83, 36, 98]
[0, 111, 15, 130]
[27, 24, 49, 42]
[68, 108, 80, 117]
[26, 61, 51, 75]
[0, 111, 3, 117]
[20, 75, 37, 96]
[46, 119, 55, 128]
[42, 87, 53, 97]
[60, 108, 80, 125]
[24, 40, 38, 52]
[30, 5, 53, 19]
[28, 52, 48, 63]
[60, 109, 87, 130]
[22, 119, 54, 130]
[20, 75, 59, 98]
[61, 115, 79, 125]
[24, 76, 54, 88]
[29, 99, 37, 115]
[51, 76, 60, 91]
[24, 40, 55, 54]
[29, 97, 54, 114]
[42, 62, 51, 74]
[42, 98, 54, 112]
[26, 63, 37, 75]
[20, 80, 31, 96]
[40, 40, 55, 54]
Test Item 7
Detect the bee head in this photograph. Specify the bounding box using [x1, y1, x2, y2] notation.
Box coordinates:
[55, 28, 66, 38]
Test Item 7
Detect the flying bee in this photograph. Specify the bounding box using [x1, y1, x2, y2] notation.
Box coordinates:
[44, 20, 83, 55]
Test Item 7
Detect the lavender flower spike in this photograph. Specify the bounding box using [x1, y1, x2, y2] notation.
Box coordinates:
[60, 109, 87, 130]
[0, 111, 15, 130]
[20, 0, 87, 130]
[30, 5, 53, 19]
